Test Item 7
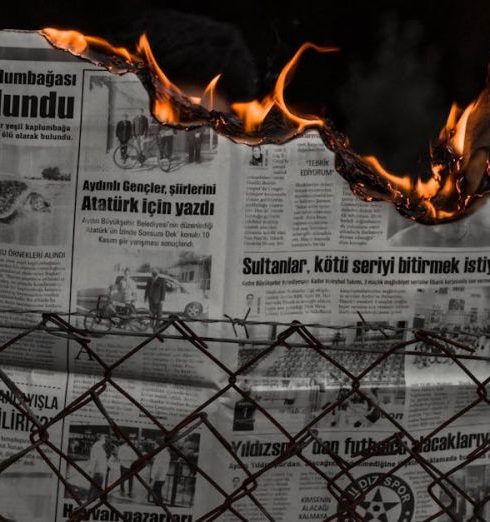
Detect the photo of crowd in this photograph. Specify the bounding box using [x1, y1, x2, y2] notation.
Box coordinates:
[410, 286, 490, 372]
[65, 424, 200, 508]
[236, 319, 407, 386]
[232, 319, 407, 432]
[232, 376, 405, 432]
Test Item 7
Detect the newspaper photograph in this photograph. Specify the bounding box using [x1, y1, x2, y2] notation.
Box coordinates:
[55, 368, 214, 521]
[63, 425, 199, 510]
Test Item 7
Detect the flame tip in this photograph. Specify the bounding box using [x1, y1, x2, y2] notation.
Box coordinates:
[41, 28, 335, 132]
[41, 26, 481, 224]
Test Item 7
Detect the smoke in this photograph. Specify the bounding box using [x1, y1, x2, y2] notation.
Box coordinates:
[109, 9, 258, 102]
[339, 14, 446, 176]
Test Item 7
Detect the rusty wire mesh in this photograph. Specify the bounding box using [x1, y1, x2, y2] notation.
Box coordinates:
[0, 311, 489, 521]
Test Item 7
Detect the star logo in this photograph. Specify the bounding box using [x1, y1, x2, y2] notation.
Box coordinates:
[337, 473, 414, 522]
[359, 488, 400, 521]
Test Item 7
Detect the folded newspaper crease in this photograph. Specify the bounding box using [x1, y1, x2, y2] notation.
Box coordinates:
[1, 30, 490, 522]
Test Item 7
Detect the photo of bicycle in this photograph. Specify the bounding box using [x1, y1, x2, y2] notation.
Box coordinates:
[77, 254, 211, 335]
[113, 119, 217, 173]
[83, 294, 150, 335]
[113, 116, 175, 172]
[79, 75, 220, 176]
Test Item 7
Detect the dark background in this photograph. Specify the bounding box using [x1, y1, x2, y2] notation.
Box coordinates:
[4, 0, 490, 174]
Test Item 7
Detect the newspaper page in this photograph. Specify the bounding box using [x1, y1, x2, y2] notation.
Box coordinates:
[58, 60, 235, 520]
[217, 130, 490, 520]
[0, 30, 230, 522]
[1, 29, 490, 522]
[0, 30, 90, 522]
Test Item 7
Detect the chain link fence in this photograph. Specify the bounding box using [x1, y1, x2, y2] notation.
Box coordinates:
[0, 311, 489, 521]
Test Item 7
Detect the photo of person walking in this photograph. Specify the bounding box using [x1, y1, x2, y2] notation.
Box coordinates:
[117, 267, 138, 314]
[86, 433, 108, 502]
[132, 108, 149, 150]
[158, 127, 176, 161]
[115, 114, 132, 161]
[149, 446, 171, 505]
[186, 129, 202, 163]
[117, 433, 138, 498]
[144, 268, 166, 331]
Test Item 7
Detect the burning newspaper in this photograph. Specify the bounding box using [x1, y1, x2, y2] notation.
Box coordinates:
[0, 29, 490, 522]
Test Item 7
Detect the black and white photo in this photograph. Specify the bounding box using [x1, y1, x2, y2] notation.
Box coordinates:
[84, 75, 219, 175]
[65, 424, 200, 508]
[76, 250, 211, 332]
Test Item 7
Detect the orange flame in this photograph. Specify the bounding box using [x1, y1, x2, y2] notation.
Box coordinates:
[42, 28, 338, 134]
[232, 42, 337, 132]
[40, 27, 488, 223]
[136, 33, 182, 123]
[42, 27, 138, 65]
[201, 74, 222, 111]
[439, 101, 476, 156]
[363, 156, 412, 193]
[362, 156, 460, 220]
[361, 96, 481, 220]
[134, 35, 223, 122]
[42, 29, 222, 123]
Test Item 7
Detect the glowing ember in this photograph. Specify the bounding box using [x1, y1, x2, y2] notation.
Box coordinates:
[41, 28, 490, 225]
